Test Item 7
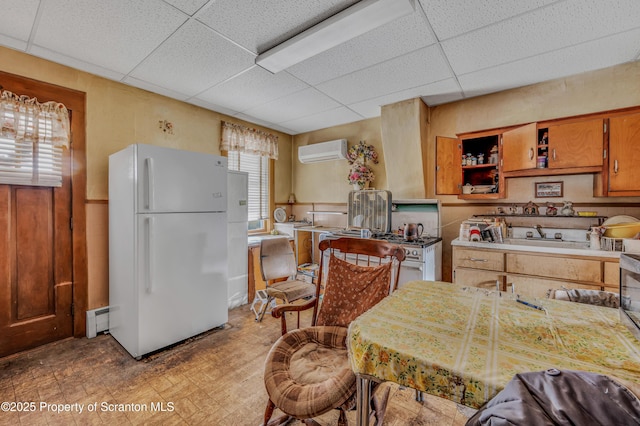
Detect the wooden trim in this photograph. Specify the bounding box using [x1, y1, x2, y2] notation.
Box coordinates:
[503, 165, 602, 178]
[86, 199, 108, 204]
[0, 70, 88, 338]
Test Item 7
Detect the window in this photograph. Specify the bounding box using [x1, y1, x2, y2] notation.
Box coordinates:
[0, 91, 69, 187]
[228, 151, 269, 232]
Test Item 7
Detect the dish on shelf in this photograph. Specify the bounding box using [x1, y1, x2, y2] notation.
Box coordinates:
[273, 207, 287, 223]
[602, 215, 640, 226]
[603, 222, 640, 238]
[471, 185, 495, 194]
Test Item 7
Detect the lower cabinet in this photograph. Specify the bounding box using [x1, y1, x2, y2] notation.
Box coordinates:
[453, 246, 619, 299]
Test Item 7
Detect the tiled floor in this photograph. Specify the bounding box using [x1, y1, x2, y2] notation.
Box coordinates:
[0, 305, 475, 425]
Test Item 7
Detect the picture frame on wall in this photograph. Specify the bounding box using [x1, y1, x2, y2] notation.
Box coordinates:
[535, 181, 563, 198]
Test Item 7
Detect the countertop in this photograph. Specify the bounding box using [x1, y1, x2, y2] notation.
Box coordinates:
[452, 238, 621, 258]
[247, 234, 293, 247]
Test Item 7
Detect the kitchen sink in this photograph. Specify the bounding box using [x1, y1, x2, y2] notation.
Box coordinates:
[505, 238, 590, 250]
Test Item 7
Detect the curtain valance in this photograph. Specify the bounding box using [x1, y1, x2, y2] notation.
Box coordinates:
[220, 121, 278, 160]
[0, 90, 70, 149]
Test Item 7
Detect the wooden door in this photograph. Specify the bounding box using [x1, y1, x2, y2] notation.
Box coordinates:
[435, 136, 461, 194]
[501, 123, 537, 172]
[548, 118, 604, 169]
[609, 112, 640, 193]
[0, 70, 86, 357]
[0, 153, 73, 357]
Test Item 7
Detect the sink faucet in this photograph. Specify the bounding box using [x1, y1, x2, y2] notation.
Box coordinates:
[534, 225, 546, 239]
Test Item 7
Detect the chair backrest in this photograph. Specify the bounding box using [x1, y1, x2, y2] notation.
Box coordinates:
[313, 238, 405, 327]
[260, 237, 297, 282]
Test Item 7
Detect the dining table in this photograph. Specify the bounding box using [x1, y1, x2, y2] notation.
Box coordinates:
[347, 280, 640, 426]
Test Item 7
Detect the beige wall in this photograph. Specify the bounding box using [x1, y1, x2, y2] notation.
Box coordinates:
[293, 117, 384, 203]
[0, 46, 292, 309]
[292, 61, 640, 281]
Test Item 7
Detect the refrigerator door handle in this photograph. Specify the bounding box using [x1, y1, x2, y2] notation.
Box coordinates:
[146, 216, 155, 293]
[145, 157, 155, 210]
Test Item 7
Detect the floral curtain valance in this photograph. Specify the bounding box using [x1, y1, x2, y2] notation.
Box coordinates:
[220, 121, 278, 160]
[0, 90, 70, 149]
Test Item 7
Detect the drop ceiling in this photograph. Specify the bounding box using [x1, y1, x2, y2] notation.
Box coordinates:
[1, 0, 639, 135]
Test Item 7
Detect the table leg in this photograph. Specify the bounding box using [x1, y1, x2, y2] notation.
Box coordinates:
[356, 375, 372, 426]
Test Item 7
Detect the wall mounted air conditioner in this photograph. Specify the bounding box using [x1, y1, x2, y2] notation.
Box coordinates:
[298, 139, 347, 163]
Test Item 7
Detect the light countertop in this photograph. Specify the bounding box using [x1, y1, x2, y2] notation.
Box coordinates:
[452, 238, 621, 258]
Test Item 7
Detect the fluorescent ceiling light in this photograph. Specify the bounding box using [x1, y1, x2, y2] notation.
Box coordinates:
[256, 0, 415, 73]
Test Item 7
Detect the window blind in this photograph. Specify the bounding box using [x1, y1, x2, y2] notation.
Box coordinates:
[0, 95, 65, 187]
[228, 151, 269, 222]
[0, 133, 63, 188]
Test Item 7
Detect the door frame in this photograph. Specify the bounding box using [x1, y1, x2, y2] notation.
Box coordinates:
[0, 70, 88, 337]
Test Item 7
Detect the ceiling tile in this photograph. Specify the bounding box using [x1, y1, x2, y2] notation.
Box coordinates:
[287, 11, 438, 85]
[242, 88, 341, 124]
[195, 66, 310, 112]
[233, 113, 297, 134]
[419, 0, 557, 40]
[316, 44, 452, 105]
[129, 20, 255, 97]
[28, 45, 127, 81]
[196, 0, 358, 53]
[458, 27, 640, 97]
[279, 107, 364, 134]
[442, 0, 640, 75]
[163, 0, 209, 16]
[32, 0, 188, 75]
[122, 75, 190, 101]
[0, 0, 39, 45]
[348, 78, 463, 117]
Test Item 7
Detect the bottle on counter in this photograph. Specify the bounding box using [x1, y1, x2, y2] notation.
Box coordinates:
[590, 227, 601, 250]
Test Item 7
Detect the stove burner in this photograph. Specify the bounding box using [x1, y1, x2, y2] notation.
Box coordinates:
[371, 233, 440, 247]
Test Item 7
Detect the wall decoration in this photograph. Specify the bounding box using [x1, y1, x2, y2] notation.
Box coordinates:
[535, 181, 563, 198]
[347, 140, 378, 190]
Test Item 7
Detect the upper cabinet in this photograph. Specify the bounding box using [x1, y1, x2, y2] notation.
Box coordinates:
[501, 123, 537, 172]
[436, 105, 640, 199]
[501, 118, 605, 177]
[602, 111, 640, 196]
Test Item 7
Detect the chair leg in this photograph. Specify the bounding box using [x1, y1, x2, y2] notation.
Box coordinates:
[257, 296, 273, 322]
[263, 399, 276, 425]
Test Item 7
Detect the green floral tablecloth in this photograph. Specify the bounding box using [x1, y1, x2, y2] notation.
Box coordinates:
[347, 280, 640, 408]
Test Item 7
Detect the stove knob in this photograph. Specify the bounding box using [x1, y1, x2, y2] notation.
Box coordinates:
[412, 249, 419, 256]
[404, 248, 411, 256]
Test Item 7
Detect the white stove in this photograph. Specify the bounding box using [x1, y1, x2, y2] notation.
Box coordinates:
[325, 199, 443, 286]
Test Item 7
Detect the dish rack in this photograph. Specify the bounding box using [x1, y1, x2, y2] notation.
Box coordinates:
[601, 236, 624, 252]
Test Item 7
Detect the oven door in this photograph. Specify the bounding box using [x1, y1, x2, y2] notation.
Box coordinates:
[398, 260, 425, 289]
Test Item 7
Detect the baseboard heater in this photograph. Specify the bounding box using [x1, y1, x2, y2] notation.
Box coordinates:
[86, 307, 110, 338]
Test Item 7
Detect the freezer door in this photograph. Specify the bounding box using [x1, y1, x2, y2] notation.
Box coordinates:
[136, 212, 228, 357]
[227, 171, 248, 222]
[136, 144, 227, 213]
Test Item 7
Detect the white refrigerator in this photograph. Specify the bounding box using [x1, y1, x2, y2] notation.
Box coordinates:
[227, 171, 248, 309]
[109, 144, 228, 359]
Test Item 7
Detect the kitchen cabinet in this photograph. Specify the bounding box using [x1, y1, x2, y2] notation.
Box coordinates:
[457, 129, 505, 199]
[501, 119, 604, 176]
[605, 111, 640, 196]
[436, 136, 461, 195]
[452, 247, 505, 289]
[452, 244, 619, 299]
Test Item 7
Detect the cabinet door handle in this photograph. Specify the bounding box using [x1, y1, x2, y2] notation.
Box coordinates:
[529, 148, 534, 160]
[552, 148, 557, 161]
[468, 257, 488, 262]
[614, 159, 619, 174]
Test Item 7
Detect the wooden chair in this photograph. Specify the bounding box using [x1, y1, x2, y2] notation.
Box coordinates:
[254, 237, 317, 322]
[262, 237, 405, 426]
